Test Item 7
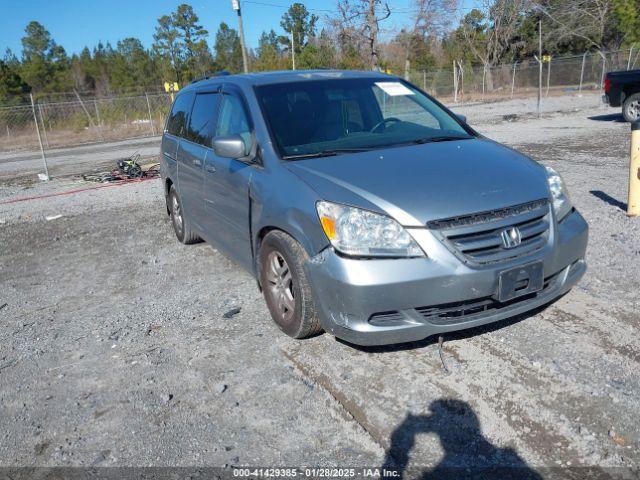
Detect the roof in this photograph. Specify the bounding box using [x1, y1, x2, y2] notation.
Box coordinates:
[182, 69, 395, 92]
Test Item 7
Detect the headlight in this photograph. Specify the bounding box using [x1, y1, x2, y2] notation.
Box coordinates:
[316, 201, 425, 257]
[545, 166, 572, 220]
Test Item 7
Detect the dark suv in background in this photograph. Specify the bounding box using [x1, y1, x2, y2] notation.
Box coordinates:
[160, 70, 588, 346]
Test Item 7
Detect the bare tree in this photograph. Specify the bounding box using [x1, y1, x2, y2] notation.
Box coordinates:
[459, 0, 530, 90]
[336, 0, 392, 69]
[531, 0, 616, 51]
[398, 0, 459, 76]
[412, 0, 459, 38]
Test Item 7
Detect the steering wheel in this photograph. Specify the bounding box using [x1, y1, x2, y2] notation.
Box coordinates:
[370, 117, 401, 133]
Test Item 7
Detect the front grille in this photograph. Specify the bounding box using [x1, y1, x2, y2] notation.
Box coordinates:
[367, 270, 562, 327]
[429, 199, 551, 265]
[416, 270, 560, 325]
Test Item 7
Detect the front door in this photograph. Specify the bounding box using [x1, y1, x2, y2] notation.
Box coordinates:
[203, 89, 254, 270]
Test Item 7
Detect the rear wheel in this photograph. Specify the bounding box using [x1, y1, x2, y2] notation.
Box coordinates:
[259, 231, 323, 339]
[623, 93, 640, 123]
[168, 185, 200, 245]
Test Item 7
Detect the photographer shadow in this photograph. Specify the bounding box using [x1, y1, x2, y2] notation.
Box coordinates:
[382, 399, 543, 480]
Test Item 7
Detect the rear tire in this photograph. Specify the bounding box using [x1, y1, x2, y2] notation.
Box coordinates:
[168, 185, 200, 245]
[259, 231, 323, 339]
[623, 93, 640, 123]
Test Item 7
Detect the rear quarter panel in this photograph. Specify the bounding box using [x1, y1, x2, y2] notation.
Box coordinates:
[160, 134, 179, 194]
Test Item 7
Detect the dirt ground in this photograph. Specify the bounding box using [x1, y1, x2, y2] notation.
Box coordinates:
[0, 95, 638, 478]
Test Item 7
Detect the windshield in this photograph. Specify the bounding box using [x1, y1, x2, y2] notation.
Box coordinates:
[255, 78, 473, 159]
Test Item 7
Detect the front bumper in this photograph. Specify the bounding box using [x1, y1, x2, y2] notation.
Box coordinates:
[305, 209, 588, 346]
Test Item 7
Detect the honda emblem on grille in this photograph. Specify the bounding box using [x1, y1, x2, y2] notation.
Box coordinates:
[500, 227, 522, 249]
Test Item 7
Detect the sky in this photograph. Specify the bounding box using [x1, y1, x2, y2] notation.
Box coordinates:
[0, 0, 478, 57]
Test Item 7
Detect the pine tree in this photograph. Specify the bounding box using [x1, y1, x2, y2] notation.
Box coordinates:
[172, 4, 213, 79]
[214, 22, 243, 72]
[153, 15, 182, 83]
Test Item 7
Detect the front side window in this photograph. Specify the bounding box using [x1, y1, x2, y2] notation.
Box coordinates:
[216, 94, 252, 155]
[256, 78, 472, 159]
[185, 92, 220, 147]
[166, 93, 194, 137]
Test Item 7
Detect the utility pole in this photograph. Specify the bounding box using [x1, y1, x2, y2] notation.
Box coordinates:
[538, 19, 542, 118]
[232, 0, 249, 73]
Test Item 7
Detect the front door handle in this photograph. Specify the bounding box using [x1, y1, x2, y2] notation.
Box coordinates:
[193, 158, 202, 167]
[205, 164, 216, 173]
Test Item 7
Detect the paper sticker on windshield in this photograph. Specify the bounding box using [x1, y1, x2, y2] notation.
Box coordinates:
[375, 82, 415, 96]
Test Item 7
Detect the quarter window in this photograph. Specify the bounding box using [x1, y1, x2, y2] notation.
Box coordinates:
[166, 93, 194, 137]
[186, 92, 220, 147]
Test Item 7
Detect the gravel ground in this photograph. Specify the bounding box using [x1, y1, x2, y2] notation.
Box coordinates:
[0, 94, 638, 478]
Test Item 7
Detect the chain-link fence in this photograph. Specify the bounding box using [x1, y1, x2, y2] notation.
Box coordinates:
[0, 91, 172, 154]
[407, 48, 640, 102]
[0, 48, 638, 179]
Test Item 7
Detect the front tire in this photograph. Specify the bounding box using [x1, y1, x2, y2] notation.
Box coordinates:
[168, 185, 200, 245]
[259, 231, 323, 339]
[623, 93, 640, 123]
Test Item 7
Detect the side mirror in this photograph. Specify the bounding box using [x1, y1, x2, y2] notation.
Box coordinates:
[212, 135, 247, 159]
[456, 114, 467, 124]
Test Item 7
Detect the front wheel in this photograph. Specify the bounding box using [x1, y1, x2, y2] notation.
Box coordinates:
[623, 93, 640, 123]
[259, 231, 323, 339]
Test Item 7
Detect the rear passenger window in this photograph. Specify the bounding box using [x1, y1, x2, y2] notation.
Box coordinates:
[216, 95, 252, 155]
[185, 93, 220, 147]
[166, 93, 194, 137]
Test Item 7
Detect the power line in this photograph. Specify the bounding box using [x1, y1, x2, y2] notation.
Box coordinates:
[243, 1, 335, 12]
[243, 0, 414, 14]
[242, 0, 478, 15]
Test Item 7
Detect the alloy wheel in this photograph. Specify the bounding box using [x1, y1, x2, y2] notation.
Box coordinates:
[265, 251, 295, 323]
[172, 194, 183, 234]
[629, 99, 640, 121]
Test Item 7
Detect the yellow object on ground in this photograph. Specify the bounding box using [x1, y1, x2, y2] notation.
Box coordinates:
[628, 121, 640, 216]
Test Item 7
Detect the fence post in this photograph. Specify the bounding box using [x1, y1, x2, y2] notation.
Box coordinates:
[628, 47, 633, 71]
[453, 61, 458, 103]
[511, 61, 518, 98]
[94, 100, 101, 126]
[598, 50, 606, 89]
[534, 55, 542, 118]
[74, 89, 104, 141]
[29, 93, 50, 180]
[145, 92, 156, 136]
[422, 70, 426, 91]
[482, 65, 486, 99]
[458, 61, 464, 104]
[37, 103, 49, 148]
[546, 57, 552, 97]
[537, 19, 542, 118]
[579, 51, 587, 95]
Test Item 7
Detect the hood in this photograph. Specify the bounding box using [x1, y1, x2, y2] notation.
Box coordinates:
[285, 138, 549, 226]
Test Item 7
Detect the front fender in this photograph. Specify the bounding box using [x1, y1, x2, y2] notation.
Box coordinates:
[250, 165, 329, 266]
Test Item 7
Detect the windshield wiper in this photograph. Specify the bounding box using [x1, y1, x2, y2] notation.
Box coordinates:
[409, 135, 472, 144]
[282, 147, 373, 160]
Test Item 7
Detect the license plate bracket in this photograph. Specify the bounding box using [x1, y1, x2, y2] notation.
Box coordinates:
[497, 261, 544, 302]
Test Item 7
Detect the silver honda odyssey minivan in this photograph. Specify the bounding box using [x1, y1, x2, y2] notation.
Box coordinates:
[160, 70, 588, 346]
